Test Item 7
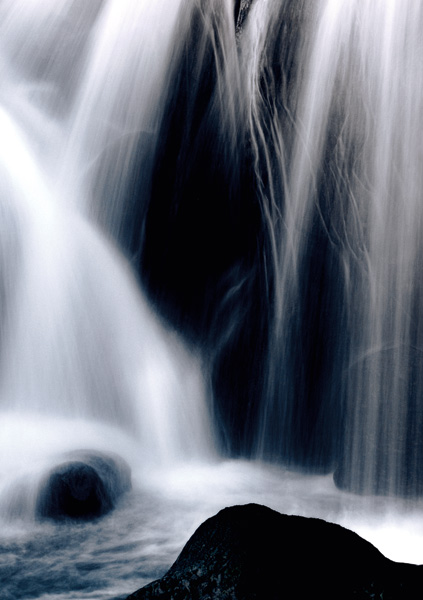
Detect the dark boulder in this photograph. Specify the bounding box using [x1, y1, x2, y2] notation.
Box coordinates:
[127, 503, 421, 599]
[36, 451, 131, 521]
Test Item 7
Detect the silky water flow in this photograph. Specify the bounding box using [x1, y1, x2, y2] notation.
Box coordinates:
[0, 1, 422, 599]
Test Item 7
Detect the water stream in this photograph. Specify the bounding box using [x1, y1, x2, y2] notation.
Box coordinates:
[1, 1, 423, 598]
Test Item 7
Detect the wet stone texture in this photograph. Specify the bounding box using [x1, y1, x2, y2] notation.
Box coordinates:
[127, 504, 421, 600]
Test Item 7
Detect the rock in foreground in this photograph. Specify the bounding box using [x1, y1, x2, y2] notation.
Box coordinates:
[127, 503, 421, 599]
[36, 450, 131, 521]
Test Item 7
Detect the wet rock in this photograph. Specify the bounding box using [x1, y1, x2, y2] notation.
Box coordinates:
[36, 451, 131, 521]
[235, 0, 254, 37]
[127, 503, 421, 599]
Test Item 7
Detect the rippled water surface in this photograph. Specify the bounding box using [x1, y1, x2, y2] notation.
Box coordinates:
[2, 460, 423, 600]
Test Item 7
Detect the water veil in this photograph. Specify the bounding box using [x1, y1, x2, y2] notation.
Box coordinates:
[240, 0, 423, 497]
[0, 0, 213, 519]
[0, 0, 423, 598]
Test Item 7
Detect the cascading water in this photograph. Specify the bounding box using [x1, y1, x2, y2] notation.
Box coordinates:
[0, 0, 213, 514]
[1, 1, 423, 598]
[240, 0, 423, 496]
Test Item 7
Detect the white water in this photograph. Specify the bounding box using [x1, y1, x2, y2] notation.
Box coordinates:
[0, 1, 422, 598]
[242, 0, 423, 494]
[0, 0, 213, 507]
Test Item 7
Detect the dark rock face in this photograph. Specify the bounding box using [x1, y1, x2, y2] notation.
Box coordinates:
[138, 1, 264, 457]
[127, 503, 421, 600]
[104, 1, 423, 494]
[36, 451, 131, 521]
[235, 0, 254, 36]
[134, 0, 345, 473]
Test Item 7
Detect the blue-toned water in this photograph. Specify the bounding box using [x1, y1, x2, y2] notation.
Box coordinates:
[1, 1, 423, 598]
[2, 458, 423, 599]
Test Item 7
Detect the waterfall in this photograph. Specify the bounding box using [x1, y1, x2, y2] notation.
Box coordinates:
[136, 0, 423, 498]
[1, 0, 423, 517]
[0, 0, 214, 506]
[238, 0, 423, 496]
[2, 4, 423, 598]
